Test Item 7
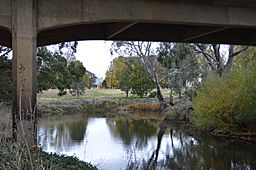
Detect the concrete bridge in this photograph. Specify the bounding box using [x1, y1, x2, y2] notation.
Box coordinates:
[1, 0, 256, 144]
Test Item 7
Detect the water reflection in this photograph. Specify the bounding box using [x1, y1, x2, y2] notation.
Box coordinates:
[106, 118, 157, 149]
[38, 116, 256, 170]
[38, 116, 87, 152]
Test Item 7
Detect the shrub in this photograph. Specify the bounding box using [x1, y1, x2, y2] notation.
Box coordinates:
[192, 66, 256, 130]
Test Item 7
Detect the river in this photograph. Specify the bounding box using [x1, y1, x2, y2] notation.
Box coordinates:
[38, 115, 256, 170]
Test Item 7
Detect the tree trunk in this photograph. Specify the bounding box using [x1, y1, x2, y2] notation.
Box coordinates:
[155, 77, 166, 111]
[169, 89, 174, 106]
[125, 90, 129, 98]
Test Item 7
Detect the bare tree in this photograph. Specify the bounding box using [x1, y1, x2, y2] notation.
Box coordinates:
[192, 44, 248, 76]
[111, 41, 166, 110]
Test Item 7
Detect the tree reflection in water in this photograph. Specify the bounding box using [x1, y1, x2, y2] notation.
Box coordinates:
[106, 118, 157, 149]
[123, 118, 256, 170]
[38, 117, 88, 152]
[38, 116, 256, 170]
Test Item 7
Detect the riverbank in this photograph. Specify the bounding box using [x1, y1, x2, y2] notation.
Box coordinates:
[0, 139, 97, 170]
[38, 97, 161, 117]
[38, 95, 256, 143]
[164, 97, 256, 143]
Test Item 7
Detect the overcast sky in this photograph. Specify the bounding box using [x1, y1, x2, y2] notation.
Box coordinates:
[75, 41, 118, 78]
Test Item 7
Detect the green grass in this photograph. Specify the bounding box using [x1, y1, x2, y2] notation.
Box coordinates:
[38, 88, 171, 100]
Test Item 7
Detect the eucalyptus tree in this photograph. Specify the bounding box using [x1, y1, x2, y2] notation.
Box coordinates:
[111, 41, 167, 110]
[157, 43, 200, 103]
[191, 44, 248, 76]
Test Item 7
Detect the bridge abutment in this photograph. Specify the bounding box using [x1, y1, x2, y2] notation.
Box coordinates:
[11, 0, 37, 146]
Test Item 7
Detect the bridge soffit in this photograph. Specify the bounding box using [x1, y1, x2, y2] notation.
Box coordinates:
[37, 0, 256, 32]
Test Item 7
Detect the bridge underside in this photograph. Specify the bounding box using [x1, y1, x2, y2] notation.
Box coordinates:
[2, 22, 256, 47]
[38, 22, 256, 46]
[0, 28, 11, 47]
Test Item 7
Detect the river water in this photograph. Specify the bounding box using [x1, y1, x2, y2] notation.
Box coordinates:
[38, 115, 256, 170]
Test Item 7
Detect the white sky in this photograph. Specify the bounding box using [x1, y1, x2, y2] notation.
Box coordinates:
[75, 40, 118, 78]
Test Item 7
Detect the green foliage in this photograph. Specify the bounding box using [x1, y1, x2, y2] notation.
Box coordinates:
[157, 43, 200, 97]
[118, 67, 132, 97]
[234, 46, 256, 69]
[192, 66, 256, 130]
[37, 47, 86, 96]
[37, 47, 71, 92]
[101, 80, 107, 88]
[69, 80, 85, 97]
[0, 45, 86, 102]
[130, 65, 154, 98]
[68, 60, 86, 97]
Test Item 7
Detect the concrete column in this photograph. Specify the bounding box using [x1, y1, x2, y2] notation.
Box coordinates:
[12, 0, 37, 146]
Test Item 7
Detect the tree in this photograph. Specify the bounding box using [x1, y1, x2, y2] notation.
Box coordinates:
[118, 67, 132, 98]
[105, 56, 128, 88]
[157, 43, 200, 103]
[234, 46, 256, 69]
[111, 41, 167, 110]
[192, 44, 248, 76]
[101, 79, 107, 89]
[68, 60, 86, 98]
[130, 64, 154, 98]
[83, 71, 97, 89]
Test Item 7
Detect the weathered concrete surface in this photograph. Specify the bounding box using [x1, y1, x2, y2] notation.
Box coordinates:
[1, 0, 256, 46]
[11, 0, 37, 146]
[36, 0, 256, 45]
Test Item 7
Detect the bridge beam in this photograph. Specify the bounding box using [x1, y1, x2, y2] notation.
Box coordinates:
[12, 0, 37, 146]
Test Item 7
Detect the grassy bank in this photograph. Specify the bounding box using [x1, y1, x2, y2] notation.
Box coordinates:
[38, 89, 169, 117]
[38, 89, 170, 100]
[0, 139, 97, 170]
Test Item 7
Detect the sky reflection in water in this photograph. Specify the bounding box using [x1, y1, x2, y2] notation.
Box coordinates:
[38, 116, 256, 170]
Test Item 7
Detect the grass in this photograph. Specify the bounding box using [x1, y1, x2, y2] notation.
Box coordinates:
[0, 139, 97, 170]
[38, 88, 171, 100]
[37, 88, 171, 116]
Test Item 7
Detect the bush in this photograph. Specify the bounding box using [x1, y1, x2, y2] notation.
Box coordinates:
[192, 66, 256, 130]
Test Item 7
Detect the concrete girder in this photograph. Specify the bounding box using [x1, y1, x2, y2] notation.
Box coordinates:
[37, 0, 256, 30]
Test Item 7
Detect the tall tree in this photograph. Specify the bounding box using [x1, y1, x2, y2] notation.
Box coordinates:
[111, 41, 167, 110]
[192, 44, 248, 76]
[105, 56, 128, 88]
[157, 43, 200, 103]
[118, 67, 132, 98]
[68, 60, 86, 98]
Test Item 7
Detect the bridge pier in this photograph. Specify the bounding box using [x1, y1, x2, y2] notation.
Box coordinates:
[11, 0, 37, 146]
